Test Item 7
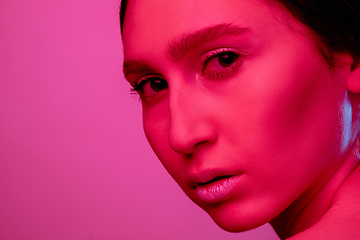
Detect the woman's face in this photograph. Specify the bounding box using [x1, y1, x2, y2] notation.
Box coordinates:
[122, 0, 352, 231]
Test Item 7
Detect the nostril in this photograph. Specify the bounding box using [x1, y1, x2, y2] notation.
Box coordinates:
[169, 129, 217, 155]
[168, 134, 196, 154]
[168, 88, 217, 155]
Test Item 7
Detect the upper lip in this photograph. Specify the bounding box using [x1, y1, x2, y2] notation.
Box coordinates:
[187, 168, 239, 188]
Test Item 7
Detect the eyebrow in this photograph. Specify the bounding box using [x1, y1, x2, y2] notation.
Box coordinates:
[168, 23, 249, 61]
[123, 23, 249, 77]
[123, 59, 154, 79]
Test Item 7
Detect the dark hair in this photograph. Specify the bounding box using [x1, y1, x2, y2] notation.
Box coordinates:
[120, 0, 128, 35]
[119, 0, 360, 65]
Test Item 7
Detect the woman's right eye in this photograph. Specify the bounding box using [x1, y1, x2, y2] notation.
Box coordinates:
[132, 76, 169, 100]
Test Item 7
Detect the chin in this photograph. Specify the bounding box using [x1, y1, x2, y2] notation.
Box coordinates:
[203, 203, 270, 233]
[212, 216, 265, 233]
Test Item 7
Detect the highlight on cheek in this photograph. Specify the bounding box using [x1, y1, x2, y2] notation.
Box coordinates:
[339, 93, 352, 152]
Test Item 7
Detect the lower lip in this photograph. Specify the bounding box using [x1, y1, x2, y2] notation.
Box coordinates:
[195, 174, 242, 203]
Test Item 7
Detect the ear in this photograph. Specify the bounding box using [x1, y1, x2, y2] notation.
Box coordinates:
[346, 57, 360, 93]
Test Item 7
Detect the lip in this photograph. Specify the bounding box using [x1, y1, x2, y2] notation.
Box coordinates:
[187, 169, 242, 204]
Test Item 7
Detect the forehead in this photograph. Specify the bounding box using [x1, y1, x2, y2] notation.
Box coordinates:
[122, 0, 278, 56]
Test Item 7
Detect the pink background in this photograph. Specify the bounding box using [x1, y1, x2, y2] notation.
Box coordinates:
[0, 0, 279, 239]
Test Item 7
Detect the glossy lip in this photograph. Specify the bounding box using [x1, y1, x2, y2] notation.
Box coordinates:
[187, 169, 242, 204]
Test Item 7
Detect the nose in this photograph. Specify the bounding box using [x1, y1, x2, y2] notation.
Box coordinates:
[168, 83, 217, 155]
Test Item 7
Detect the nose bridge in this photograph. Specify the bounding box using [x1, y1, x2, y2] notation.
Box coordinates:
[168, 80, 215, 154]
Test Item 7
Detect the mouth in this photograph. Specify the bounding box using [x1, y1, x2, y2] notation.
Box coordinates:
[188, 171, 242, 204]
[198, 175, 233, 186]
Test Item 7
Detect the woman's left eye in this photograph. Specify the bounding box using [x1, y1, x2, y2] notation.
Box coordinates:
[202, 49, 241, 78]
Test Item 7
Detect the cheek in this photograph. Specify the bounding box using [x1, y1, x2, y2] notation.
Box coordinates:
[213, 49, 344, 193]
[142, 101, 186, 183]
[253, 41, 339, 145]
[142, 102, 169, 158]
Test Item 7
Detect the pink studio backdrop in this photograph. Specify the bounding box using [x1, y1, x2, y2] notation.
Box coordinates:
[0, 0, 279, 239]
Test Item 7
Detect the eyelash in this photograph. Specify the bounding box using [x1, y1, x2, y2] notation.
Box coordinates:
[201, 48, 242, 80]
[131, 77, 148, 93]
[130, 48, 242, 100]
[130, 75, 167, 101]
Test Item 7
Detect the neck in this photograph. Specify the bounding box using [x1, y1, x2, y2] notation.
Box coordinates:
[270, 135, 360, 239]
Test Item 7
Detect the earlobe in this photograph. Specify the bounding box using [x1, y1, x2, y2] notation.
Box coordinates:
[347, 64, 360, 93]
[345, 55, 360, 93]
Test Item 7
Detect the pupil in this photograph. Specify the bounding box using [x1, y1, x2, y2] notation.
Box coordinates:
[150, 78, 168, 92]
[219, 53, 238, 67]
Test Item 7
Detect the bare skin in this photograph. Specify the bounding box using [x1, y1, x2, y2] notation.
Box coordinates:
[272, 138, 360, 239]
[122, 0, 360, 238]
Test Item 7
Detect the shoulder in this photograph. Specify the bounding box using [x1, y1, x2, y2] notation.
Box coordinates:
[287, 164, 360, 240]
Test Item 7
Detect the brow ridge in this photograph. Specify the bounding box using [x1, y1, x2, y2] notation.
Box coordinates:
[123, 23, 248, 78]
[123, 59, 154, 78]
[167, 23, 248, 61]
